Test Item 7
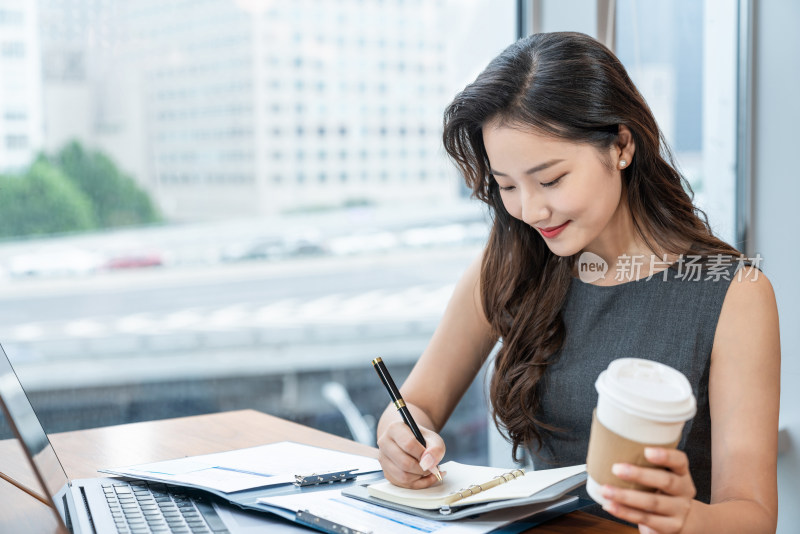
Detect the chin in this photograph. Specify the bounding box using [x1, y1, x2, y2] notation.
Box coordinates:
[544, 241, 582, 258]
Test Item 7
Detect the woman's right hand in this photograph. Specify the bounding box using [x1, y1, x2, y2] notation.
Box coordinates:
[377, 419, 446, 488]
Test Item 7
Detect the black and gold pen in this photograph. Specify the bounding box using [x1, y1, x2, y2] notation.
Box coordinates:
[372, 357, 442, 482]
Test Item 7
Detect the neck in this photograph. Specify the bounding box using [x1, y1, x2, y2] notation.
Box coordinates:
[573, 197, 679, 284]
[584, 198, 654, 263]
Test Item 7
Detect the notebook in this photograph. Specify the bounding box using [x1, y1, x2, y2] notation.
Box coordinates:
[0, 342, 310, 533]
[341, 461, 587, 522]
[366, 461, 587, 509]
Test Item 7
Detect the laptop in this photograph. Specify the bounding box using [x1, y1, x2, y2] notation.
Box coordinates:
[0, 343, 305, 533]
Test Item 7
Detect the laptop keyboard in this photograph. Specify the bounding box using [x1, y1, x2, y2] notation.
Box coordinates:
[102, 480, 230, 534]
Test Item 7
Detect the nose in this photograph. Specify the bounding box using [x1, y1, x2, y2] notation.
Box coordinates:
[520, 188, 551, 227]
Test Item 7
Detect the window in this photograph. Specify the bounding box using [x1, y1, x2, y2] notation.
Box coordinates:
[0, 9, 24, 25]
[3, 110, 26, 121]
[0, 0, 516, 469]
[615, 0, 738, 244]
[5, 134, 27, 148]
[1, 41, 25, 58]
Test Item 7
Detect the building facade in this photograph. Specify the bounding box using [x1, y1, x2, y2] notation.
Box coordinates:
[33, 0, 462, 221]
[0, 0, 43, 173]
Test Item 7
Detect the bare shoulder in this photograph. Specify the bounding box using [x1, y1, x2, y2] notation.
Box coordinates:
[712, 265, 780, 365]
[719, 266, 778, 322]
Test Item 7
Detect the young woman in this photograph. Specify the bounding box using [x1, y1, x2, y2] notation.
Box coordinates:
[375, 32, 779, 533]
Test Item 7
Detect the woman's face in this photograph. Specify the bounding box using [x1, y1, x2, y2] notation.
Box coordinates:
[482, 121, 626, 258]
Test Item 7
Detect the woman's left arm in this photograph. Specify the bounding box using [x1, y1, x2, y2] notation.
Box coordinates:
[602, 267, 781, 534]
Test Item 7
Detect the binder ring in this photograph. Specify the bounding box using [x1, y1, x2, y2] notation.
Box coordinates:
[494, 468, 524, 483]
[455, 484, 483, 499]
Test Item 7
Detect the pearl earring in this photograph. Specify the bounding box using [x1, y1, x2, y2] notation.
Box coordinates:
[619, 160, 627, 169]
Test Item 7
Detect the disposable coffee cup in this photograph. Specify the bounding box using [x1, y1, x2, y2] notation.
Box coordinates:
[586, 358, 696, 506]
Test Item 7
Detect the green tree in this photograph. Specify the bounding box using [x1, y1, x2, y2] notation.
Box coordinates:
[0, 161, 96, 238]
[50, 141, 161, 228]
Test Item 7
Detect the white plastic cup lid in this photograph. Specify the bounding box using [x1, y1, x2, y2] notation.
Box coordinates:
[595, 358, 697, 422]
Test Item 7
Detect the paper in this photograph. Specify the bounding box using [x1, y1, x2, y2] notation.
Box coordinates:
[212, 502, 310, 533]
[258, 488, 577, 534]
[101, 441, 382, 493]
[367, 462, 586, 509]
[454, 463, 586, 505]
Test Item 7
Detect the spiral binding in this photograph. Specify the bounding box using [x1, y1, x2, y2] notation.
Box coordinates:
[452, 468, 524, 500]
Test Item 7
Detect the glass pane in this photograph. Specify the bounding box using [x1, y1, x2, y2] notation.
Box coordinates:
[615, 0, 738, 244]
[0, 0, 516, 467]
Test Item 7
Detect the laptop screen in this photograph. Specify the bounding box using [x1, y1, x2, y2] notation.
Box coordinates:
[0, 343, 70, 501]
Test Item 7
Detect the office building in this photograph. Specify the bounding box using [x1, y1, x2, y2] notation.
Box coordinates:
[35, 0, 460, 221]
[134, 0, 457, 220]
[0, 0, 43, 173]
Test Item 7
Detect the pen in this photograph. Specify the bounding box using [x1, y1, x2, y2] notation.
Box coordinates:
[372, 357, 442, 482]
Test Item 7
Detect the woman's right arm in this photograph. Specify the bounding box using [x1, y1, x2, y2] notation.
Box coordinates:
[376, 252, 498, 488]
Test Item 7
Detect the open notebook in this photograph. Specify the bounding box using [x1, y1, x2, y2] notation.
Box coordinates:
[366, 461, 587, 510]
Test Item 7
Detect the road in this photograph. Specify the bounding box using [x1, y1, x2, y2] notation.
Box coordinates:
[0, 245, 482, 390]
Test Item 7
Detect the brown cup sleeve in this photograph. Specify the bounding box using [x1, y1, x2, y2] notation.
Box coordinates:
[586, 409, 681, 492]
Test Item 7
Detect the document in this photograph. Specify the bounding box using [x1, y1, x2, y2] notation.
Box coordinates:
[101, 441, 382, 493]
[258, 487, 578, 534]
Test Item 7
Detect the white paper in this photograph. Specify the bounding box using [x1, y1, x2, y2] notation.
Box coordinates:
[455, 464, 585, 505]
[367, 462, 586, 508]
[101, 441, 382, 493]
[258, 488, 577, 534]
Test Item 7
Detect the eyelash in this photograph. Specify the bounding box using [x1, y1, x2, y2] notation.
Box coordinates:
[496, 174, 565, 191]
[541, 174, 565, 188]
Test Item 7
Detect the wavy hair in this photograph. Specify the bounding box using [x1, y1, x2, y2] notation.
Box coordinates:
[442, 32, 741, 461]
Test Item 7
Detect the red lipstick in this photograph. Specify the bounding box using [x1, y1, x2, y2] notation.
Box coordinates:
[538, 221, 570, 238]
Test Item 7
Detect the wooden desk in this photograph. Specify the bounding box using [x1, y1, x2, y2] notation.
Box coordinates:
[0, 410, 635, 533]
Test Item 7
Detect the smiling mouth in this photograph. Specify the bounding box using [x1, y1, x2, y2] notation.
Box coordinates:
[538, 221, 570, 232]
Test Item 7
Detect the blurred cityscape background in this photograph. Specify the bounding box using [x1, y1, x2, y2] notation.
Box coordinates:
[0, 0, 737, 468]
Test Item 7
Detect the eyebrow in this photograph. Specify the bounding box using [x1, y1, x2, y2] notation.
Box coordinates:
[489, 158, 564, 177]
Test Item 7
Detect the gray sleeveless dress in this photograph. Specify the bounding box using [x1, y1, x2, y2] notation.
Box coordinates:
[531, 262, 742, 521]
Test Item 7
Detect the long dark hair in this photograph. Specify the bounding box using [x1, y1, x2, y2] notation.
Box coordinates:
[442, 32, 740, 461]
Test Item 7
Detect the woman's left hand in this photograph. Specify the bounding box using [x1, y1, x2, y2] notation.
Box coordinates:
[601, 447, 697, 534]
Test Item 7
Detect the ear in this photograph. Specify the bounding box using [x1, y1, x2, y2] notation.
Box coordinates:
[615, 124, 636, 170]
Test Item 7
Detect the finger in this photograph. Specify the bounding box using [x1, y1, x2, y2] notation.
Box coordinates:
[377, 433, 428, 477]
[377, 421, 447, 486]
[381, 458, 442, 488]
[408, 473, 442, 488]
[644, 447, 690, 477]
[377, 446, 432, 488]
[382, 421, 427, 460]
[602, 485, 690, 518]
[419, 428, 446, 471]
[420, 452, 441, 479]
[603, 499, 685, 534]
[612, 463, 694, 497]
